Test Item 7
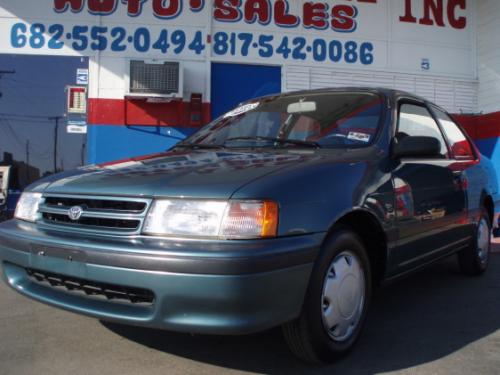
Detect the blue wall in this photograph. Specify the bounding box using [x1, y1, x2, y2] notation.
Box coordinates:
[87, 125, 196, 164]
[476, 137, 500, 169]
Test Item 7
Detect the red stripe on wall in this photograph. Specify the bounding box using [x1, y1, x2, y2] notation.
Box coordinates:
[87, 98, 499, 140]
[88, 98, 211, 128]
[453, 111, 500, 140]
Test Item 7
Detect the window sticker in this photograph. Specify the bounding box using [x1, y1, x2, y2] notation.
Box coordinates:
[223, 102, 259, 118]
[347, 131, 371, 143]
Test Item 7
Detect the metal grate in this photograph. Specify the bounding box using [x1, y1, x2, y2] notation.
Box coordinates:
[42, 212, 140, 230]
[38, 195, 150, 234]
[26, 268, 155, 305]
[44, 196, 146, 213]
[129, 60, 180, 95]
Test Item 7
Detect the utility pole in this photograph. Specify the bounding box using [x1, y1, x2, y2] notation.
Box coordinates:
[25, 140, 30, 183]
[49, 116, 63, 173]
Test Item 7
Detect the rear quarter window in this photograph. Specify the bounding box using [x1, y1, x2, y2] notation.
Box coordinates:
[431, 107, 475, 160]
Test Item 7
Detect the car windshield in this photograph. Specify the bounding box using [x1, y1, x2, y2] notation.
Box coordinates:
[182, 92, 383, 149]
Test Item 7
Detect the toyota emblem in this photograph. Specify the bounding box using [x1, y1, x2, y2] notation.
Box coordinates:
[68, 206, 84, 221]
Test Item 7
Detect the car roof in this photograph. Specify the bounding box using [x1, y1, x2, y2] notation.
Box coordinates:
[253, 87, 430, 106]
[241, 88, 455, 118]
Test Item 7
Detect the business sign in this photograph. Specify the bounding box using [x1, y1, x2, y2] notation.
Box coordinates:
[67, 124, 87, 134]
[76, 68, 88, 84]
[0, 0, 473, 76]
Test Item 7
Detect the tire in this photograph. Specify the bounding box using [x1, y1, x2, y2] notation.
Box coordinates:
[458, 209, 491, 276]
[282, 229, 372, 364]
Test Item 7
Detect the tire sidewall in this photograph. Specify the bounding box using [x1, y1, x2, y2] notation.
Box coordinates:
[303, 229, 372, 361]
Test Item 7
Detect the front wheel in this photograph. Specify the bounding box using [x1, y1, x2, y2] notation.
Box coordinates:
[458, 209, 491, 276]
[282, 230, 372, 364]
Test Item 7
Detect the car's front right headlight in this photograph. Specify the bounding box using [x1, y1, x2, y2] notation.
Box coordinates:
[143, 199, 279, 239]
[14, 192, 43, 222]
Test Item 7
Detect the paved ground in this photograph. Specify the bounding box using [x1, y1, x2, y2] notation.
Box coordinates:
[0, 240, 499, 375]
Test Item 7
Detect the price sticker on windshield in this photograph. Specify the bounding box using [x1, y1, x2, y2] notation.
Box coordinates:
[223, 103, 259, 118]
[347, 132, 371, 143]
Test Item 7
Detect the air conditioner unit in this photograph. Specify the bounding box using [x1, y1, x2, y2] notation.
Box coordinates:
[125, 60, 183, 100]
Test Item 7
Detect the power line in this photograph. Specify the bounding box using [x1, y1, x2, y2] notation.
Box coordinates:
[0, 112, 52, 119]
[0, 70, 15, 99]
[0, 115, 61, 156]
[0, 117, 25, 148]
[3, 76, 60, 89]
[0, 118, 52, 124]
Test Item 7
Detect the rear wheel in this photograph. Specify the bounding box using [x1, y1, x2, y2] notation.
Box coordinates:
[282, 230, 371, 364]
[458, 209, 491, 276]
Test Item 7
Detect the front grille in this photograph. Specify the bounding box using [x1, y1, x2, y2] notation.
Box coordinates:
[45, 197, 146, 213]
[26, 268, 155, 306]
[42, 213, 140, 230]
[38, 195, 150, 234]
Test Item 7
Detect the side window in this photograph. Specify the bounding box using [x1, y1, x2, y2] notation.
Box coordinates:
[431, 107, 475, 160]
[397, 103, 449, 158]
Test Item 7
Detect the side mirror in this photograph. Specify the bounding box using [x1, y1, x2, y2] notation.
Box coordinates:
[392, 136, 442, 159]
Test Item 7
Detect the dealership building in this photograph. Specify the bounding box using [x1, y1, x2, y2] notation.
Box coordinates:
[0, 0, 499, 176]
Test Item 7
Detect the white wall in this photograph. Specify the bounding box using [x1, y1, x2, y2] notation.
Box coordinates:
[88, 56, 206, 101]
[0, 0, 481, 112]
[284, 66, 478, 114]
[477, 0, 500, 114]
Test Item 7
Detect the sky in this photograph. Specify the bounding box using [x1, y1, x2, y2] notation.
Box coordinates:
[0, 54, 88, 179]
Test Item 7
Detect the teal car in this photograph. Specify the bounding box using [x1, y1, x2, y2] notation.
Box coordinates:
[0, 89, 498, 363]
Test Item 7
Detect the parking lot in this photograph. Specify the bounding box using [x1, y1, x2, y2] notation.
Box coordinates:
[0, 239, 499, 375]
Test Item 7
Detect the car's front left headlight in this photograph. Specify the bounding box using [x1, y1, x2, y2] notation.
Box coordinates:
[143, 199, 278, 239]
[14, 192, 43, 222]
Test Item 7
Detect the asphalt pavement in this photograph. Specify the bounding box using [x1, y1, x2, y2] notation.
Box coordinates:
[0, 239, 499, 375]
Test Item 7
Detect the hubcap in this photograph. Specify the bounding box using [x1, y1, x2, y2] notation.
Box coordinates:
[321, 251, 365, 342]
[477, 217, 490, 266]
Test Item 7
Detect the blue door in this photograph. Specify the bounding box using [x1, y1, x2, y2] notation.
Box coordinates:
[211, 63, 281, 119]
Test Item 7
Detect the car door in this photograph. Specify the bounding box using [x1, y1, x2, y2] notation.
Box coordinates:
[429, 105, 479, 238]
[390, 101, 468, 275]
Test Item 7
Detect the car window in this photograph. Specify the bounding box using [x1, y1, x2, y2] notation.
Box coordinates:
[397, 103, 449, 158]
[431, 107, 475, 160]
[184, 93, 383, 149]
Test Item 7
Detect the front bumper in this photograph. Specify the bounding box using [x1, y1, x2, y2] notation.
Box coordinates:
[0, 220, 321, 335]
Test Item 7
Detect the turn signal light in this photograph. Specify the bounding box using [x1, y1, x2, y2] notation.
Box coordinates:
[221, 200, 279, 238]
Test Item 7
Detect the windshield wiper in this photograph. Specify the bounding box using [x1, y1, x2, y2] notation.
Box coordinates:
[174, 142, 226, 150]
[224, 136, 320, 149]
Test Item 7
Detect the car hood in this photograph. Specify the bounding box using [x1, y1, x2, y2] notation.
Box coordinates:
[29, 149, 332, 199]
